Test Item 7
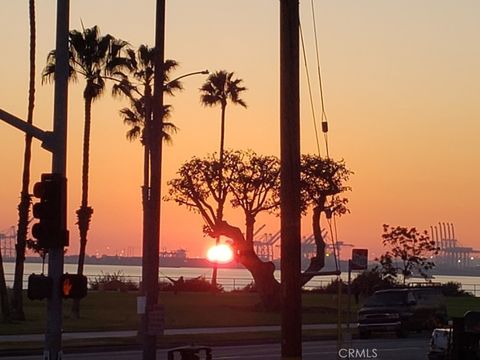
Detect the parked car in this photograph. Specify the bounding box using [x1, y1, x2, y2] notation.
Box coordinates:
[357, 287, 447, 338]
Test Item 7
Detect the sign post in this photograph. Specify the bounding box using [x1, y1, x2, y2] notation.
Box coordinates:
[347, 249, 368, 332]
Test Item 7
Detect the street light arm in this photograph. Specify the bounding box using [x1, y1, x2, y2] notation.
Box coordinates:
[165, 69, 209, 87]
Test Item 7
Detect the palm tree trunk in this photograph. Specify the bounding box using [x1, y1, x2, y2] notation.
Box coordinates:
[73, 94, 94, 318]
[0, 246, 11, 322]
[12, 0, 36, 321]
[217, 102, 227, 219]
[212, 103, 227, 288]
[141, 87, 151, 295]
[141, 143, 150, 262]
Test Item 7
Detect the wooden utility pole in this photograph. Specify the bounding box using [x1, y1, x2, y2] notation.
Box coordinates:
[280, 0, 302, 359]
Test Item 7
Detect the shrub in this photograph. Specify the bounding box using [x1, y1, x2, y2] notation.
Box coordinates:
[160, 275, 223, 293]
[351, 269, 396, 298]
[231, 281, 257, 293]
[310, 278, 348, 294]
[441, 281, 473, 297]
[89, 271, 139, 291]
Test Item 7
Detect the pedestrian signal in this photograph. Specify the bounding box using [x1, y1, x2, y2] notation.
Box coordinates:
[27, 274, 52, 300]
[60, 274, 88, 299]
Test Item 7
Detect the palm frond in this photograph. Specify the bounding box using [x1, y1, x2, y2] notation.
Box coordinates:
[199, 70, 247, 109]
[126, 126, 142, 142]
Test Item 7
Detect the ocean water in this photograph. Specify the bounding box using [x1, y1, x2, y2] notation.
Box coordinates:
[3, 262, 480, 295]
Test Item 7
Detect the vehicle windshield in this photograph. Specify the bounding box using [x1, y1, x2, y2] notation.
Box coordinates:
[364, 292, 408, 307]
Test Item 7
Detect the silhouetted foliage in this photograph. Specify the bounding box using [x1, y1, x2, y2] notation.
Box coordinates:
[113, 46, 182, 145]
[165, 151, 240, 230]
[310, 278, 348, 294]
[351, 269, 397, 299]
[166, 151, 353, 310]
[166, 150, 280, 308]
[227, 150, 280, 243]
[375, 225, 439, 284]
[231, 281, 258, 293]
[441, 281, 473, 297]
[300, 155, 352, 284]
[89, 271, 139, 291]
[199, 70, 247, 222]
[159, 276, 223, 293]
[43, 25, 130, 318]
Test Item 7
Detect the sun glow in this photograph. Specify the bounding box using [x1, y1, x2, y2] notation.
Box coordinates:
[207, 244, 234, 263]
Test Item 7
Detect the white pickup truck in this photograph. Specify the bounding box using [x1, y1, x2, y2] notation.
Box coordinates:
[428, 311, 480, 360]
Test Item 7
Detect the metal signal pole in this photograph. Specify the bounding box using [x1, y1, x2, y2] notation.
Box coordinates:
[46, 1, 70, 359]
[0, 2, 69, 357]
[280, 0, 302, 359]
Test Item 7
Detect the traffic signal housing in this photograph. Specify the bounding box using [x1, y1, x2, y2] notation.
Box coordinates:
[31, 173, 68, 249]
[61, 274, 88, 299]
[27, 274, 53, 300]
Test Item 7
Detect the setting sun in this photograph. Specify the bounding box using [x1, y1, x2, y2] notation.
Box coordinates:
[206, 244, 234, 263]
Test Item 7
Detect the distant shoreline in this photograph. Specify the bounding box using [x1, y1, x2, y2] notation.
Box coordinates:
[3, 255, 244, 269]
[3, 255, 480, 277]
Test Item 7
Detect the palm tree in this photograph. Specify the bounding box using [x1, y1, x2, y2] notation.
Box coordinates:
[113, 46, 182, 203]
[199, 70, 247, 219]
[0, 246, 10, 322]
[113, 46, 182, 277]
[11, 0, 36, 321]
[43, 25, 130, 317]
[199, 70, 247, 286]
[120, 99, 178, 191]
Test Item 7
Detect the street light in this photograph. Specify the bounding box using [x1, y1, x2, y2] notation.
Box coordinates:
[140, 57, 208, 359]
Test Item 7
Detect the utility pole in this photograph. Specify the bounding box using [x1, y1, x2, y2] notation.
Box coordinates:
[142, 0, 165, 359]
[280, 1, 302, 359]
[46, 1, 70, 359]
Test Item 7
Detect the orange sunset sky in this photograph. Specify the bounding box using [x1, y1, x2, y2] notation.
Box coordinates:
[0, 1, 479, 260]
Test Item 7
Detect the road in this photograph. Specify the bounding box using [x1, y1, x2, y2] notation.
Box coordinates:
[0, 336, 430, 360]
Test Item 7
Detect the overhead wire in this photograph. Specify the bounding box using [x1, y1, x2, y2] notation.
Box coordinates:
[300, 23, 322, 157]
[301, 0, 341, 273]
[311, 0, 330, 159]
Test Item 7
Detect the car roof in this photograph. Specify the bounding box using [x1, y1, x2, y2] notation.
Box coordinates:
[375, 287, 442, 294]
[375, 289, 410, 294]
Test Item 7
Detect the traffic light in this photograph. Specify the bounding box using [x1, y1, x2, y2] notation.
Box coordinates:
[61, 274, 88, 299]
[27, 274, 53, 300]
[31, 173, 69, 248]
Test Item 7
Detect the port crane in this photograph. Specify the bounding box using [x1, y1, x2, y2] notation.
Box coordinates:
[0, 226, 16, 259]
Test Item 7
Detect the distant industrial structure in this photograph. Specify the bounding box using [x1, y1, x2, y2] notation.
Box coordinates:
[253, 226, 354, 263]
[0, 226, 16, 259]
[430, 222, 480, 267]
[3, 222, 479, 271]
[254, 229, 281, 262]
[301, 231, 354, 261]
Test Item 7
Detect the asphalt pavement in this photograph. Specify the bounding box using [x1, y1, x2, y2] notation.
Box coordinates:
[0, 323, 347, 343]
[0, 337, 431, 360]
